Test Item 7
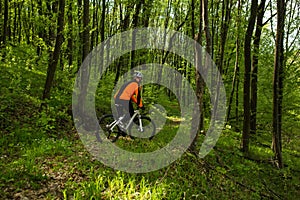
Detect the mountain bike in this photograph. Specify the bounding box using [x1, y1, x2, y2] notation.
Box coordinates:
[97, 105, 156, 142]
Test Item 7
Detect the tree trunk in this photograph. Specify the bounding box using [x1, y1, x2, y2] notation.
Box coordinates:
[202, 0, 212, 126]
[91, 0, 96, 49]
[142, 0, 153, 27]
[82, 0, 90, 61]
[67, 0, 73, 67]
[77, 0, 83, 68]
[131, 0, 144, 69]
[216, 0, 232, 74]
[98, 0, 106, 75]
[250, 0, 266, 135]
[226, 0, 241, 125]
[188, 0, 206, 153]
[41, 0, 65, 102]
[272, 0, 285, 169]
[202, 0, 212, 57]
[213, 0, 232, 121]
[13, 2, 17, 42]
[2, 0, 9, 46]
[100, 0, 105, 43]
[114, 2, 134, 85]
[242, 0, 258, 153]
[156, 0, 172, 85]
[190, 0, 204, 153]
[77, 0, 90, 115]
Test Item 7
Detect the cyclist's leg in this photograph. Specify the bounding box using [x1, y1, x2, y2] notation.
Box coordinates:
[128, 101, 134, 119]
[115, 99, 126, 117]
[119, 100, 131, 124]
[115, 102, 123, 119]
[115, 99, 131, 132]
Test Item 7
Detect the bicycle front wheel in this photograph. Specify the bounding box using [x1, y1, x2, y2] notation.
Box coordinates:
[129, 116, 156, 140]
[98, 114, 120, 142]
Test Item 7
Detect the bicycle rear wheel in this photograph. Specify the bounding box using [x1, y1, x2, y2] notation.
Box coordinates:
[98, 114, 121, 142]
[129, 116, 156, 140]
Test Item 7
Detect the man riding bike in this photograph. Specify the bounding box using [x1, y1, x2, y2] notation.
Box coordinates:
[114, 71, 145, 129]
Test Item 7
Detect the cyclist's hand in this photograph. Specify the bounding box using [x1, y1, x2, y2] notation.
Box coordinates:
[140, 105, 145, 110]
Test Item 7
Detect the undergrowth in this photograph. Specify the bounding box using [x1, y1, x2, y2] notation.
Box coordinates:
[0, 47, 300, 199]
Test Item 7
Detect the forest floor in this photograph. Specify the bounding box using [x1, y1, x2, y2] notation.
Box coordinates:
[0, 122, 300, 199]
[1, 62, 300, 199]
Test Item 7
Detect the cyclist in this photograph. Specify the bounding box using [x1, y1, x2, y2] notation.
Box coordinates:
[114, 71, 145, 129]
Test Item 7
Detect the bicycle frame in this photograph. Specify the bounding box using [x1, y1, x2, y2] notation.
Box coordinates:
[126, 110, 144, 132]
[108, 110, 144, 132]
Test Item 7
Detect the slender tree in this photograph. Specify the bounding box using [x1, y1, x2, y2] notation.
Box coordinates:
[90, 0, 98, 51]
[100, 0, 105, 43]
[97, 0, 106, 75]
[272, 0, 286, 169]
[77, 0, 90, 115]
[41, 0, 65, 102]
[67, 0, 74, 66]
[213, 0, 233, 120]
[250, 0, 266, 134]
[131, 0, 144, 69]
[190, 0, 204, 153]
[216, 0, 232, 74]
[77, 0, 83, 67]
[202, 0, 212, 59]
[142, 0, 153, 27]
[114, 2, 135, 85]
[242, 0, 258, 153]
[226, 0, 242, 129]
[2, 0, 9, 46]
[82, 0, 90, 61]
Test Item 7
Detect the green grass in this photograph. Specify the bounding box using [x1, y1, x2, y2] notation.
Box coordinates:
[67, 171, 169, 199]
[1, 100, 299, 199]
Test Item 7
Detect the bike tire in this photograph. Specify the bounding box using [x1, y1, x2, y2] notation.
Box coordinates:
[128, 116, 156, 140]
[98, 114, 121, 142]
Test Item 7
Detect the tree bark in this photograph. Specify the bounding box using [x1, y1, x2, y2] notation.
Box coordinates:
[67, 0, 73, 66]
[90, 0, 97, 51]
[97, 0, 106, 75]
[202, 0, 212, 57]
[114, 2, 134, 85]
[242, 0, 258, 153]
[2, 0, 9, 46]
[82, 0, 90, 61]
[77, 0, 90, 115]
[41, 0, 65, 102]
[77, 0, 83, 67]
[202, 0, 213, 130]
[131, 0, 144, 69]
[272, 0, 285, 169]
[226, 0, 241, 131]
[250, 0, 266, 134]
[190, 0, 204, 154]
[100, 0, 105, 43]
[213, 0, 232, 121]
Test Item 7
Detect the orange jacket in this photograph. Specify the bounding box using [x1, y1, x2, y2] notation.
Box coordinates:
[114, 80, 143, 107]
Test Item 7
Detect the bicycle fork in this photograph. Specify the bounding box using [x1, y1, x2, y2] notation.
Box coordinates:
[138, 115, 144, 132]
[125, 113, 144, 132]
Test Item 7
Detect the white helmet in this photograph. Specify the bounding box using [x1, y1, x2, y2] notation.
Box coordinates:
[134, 71, 143, 78]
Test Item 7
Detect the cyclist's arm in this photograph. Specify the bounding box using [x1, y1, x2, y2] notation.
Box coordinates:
[131, 87, 143, 107]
